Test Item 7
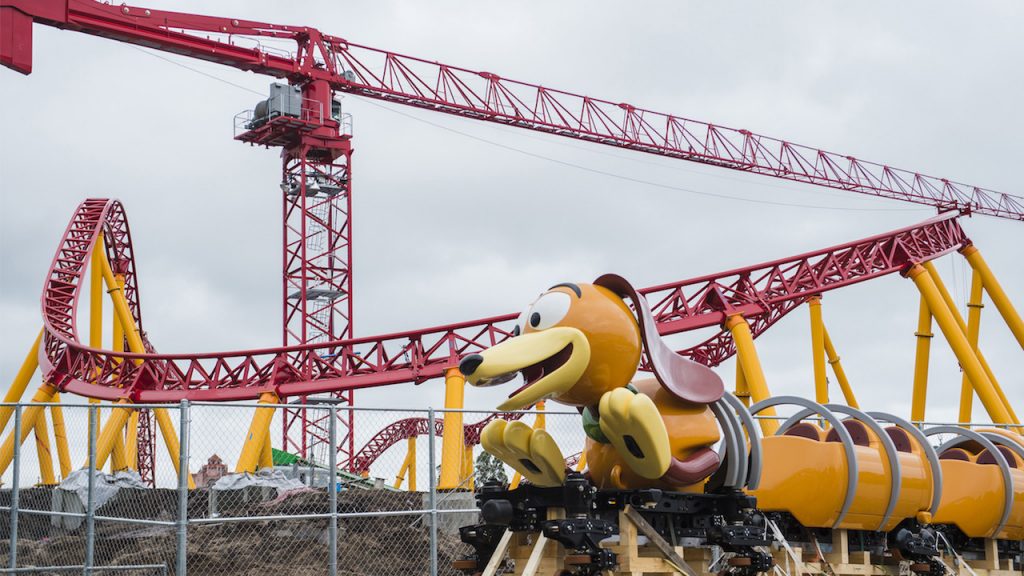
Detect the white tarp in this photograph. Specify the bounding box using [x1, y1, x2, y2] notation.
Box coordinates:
[211, 468, 306, 492]
[58, 468, 148, 509]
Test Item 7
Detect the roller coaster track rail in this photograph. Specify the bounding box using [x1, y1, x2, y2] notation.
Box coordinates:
[40, 199, 969, 405]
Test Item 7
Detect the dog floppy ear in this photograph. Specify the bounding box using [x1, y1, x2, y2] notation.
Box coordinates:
[593, 273, 724, 405]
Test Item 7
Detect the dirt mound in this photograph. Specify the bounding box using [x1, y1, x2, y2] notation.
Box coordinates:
[1, 487, 471, 576]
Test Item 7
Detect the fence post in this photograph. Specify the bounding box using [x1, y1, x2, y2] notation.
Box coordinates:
[328, 404, 338, 576]
[428, 407, 438, 576]
[176, 400, 190, 576]
[8, 405, 22, 570]
[85, 405, 98, 576]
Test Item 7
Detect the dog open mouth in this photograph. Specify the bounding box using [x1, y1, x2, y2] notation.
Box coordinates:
[506, 343, 574, 399]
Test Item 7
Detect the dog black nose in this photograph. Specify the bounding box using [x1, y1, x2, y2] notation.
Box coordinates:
[459, 354, 484, 376]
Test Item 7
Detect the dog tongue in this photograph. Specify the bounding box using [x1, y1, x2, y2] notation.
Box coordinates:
[661, 448, 720, 486]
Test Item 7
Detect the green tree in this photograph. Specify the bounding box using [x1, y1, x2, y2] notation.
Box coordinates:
[475, 451, 508, 485]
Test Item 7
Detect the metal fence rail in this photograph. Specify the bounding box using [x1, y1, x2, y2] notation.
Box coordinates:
[0, 402, 578, 576]
[0, 401, 982, 576]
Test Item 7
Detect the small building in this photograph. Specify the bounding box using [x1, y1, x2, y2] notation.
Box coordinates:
[194, 454, 229, 488]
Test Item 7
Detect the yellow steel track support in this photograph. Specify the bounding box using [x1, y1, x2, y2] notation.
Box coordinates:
[236, 392, 279, 473]
[734, 361, 750, 407]
[99, 250, 194, 487]
[0, 329, 43, 433]
[125, 410, 140, 470]
[911, 296, 932, 423]
[90, 232, 105, 351]
[259, 428, 273, 470]
[86, 400, 133, 470]
[575, 451, 587, 472]
[153, 408, 195, 489]
[908, 264, 1012, 425]
[125, 407, 140, 467]
[438, 367, 466, 490]
[808, 297, 828, 404]
[922, 261, 1018, 424]
[50, 394, 72, 478]
[0, 383, 58, 475]
[100, 250, 145, 360]
[726, 314, 778, 435]
[394, 436, 418, 491]
[962, 245, 1024, 351]
[33, 411, 56, 485]
[960, 270, 984, 424]
[462, 445, 475, 491]
[108, 273, 129, 471]
[89, 234, 105, 455]
[822, 327, 858, 408]
[407, 437, 417, 491]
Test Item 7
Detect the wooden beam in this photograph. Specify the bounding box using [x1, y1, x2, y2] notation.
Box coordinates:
[480, 528, 512, 576]
[623, 505, 699, 576]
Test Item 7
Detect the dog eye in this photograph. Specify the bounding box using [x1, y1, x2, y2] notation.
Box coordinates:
[528, 291, 571, 331]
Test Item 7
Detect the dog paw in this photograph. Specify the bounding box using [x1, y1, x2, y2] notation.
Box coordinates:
[480, 420, 565, 487]
[598, 388, 671, 479]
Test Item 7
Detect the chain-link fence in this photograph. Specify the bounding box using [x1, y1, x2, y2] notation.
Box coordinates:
[0, 401, 587, 576]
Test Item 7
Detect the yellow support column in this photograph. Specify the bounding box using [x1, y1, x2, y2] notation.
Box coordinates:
[394, 452, 412, 489]
[463, 445, 475, 491]
[407, 436, 417, 491]
[393, 436, 418, 490]
[534, 401, 546, 430]
[154, 408, 196, 489]
[907, 264, 1012, 425]
[236, 392, 279, 473]
[575, 451, 587, 472]
[734, 362, 750, 407]
[125, 410, 140, 470]
[959, 270, 984, 424]
[962, 245, 1024, 351]
[89, 234, 105, 455]
[822, 327, 858, 408]
[923, 261, 1018, 424]
[0, 329, 43, 433]
[98, 247, 195, 487]
[108, 274, 129, 471]
[50, 394, 72, 478]
[85, 400, 133, 470]
[725, 315, 778, 435]
[259, 428, 273, 470]
[911, 296, 932, 423]
[0, 383, 58, 475]
[99, 249, 145, 359]
[90, 232, 105, 351]
[808, 297, 828, 404]
[33, 412, 56, 485]
[437, 367, 466, 490]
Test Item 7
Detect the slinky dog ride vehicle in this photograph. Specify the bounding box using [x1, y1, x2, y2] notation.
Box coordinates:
[457, 274, 1024, 573]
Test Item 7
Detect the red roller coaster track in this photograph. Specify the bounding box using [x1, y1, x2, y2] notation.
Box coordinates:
[38, 199, 970, 469]
[41, 199, 968, 404]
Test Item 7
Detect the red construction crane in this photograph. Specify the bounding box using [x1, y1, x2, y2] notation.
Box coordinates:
[3, 0, 1021, 471]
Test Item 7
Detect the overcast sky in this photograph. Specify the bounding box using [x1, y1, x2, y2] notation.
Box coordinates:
[2, 0, 1023, 440]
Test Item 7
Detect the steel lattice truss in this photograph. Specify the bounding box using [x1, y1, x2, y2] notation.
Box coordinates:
[39, 200, 970, 406]
[2, 0, 1022, 219]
